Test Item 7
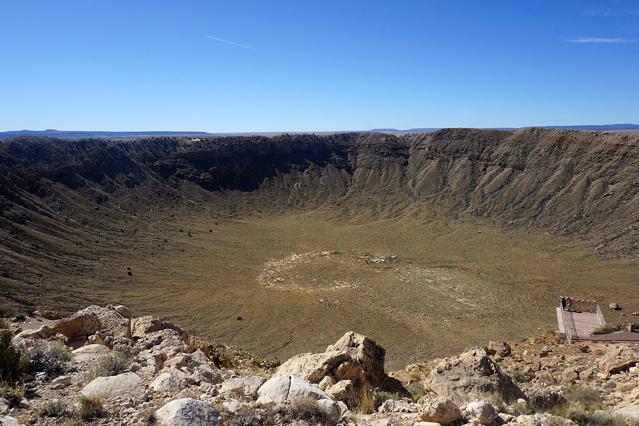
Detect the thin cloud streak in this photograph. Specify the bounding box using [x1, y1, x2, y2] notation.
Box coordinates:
[204, 34, 255, 50]
[565, 37, 637, 44]
[582, 9, 639, 17]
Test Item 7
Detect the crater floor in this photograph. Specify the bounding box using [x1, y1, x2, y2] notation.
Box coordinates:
[89, 210, 639, 369]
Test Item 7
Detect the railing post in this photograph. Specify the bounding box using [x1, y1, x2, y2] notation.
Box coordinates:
[559, 301, 573, 344]
[596, 305, 606, 326]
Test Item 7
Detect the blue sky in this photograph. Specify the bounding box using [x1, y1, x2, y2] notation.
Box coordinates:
[1, 0, 638, 132]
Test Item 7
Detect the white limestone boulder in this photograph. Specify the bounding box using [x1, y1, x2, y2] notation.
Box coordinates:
[81, 372, 145, 400]
[155, 398, 222, 426]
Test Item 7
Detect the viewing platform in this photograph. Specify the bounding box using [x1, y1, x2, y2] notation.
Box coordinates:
[557, 301, 639, 343]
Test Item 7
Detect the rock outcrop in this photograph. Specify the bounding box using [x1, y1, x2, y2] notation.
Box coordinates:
[275, 331, 407, 410]
[155, 398, 222, 426]
[599, 344, 639, 375]
[257, 374, 342, 422]
[81, 372, 146, 400]
[417, 396, 462, 424]
[131, 315, 186, 339]
[1, 304, 636, 425]
[509, 413, 576, 425]
[424, 347, 525, 405]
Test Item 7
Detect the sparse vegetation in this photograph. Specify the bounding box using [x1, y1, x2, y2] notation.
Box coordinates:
[550, 404, 625, 426]
[562, 385, 602, 410]
[489, 392, 507, 412]
[592, 324, 622, 335]
[0, 383, 25, 408]
[24, 339, 71, 376]
[406, 381, 426, 401]
[141, 407, 157, 425]
[374, 390, 396, 408]
[85, 351, 131, 381]
[287, 397, 335, 425]
[0, 330, 26, 383]
[511, 369, 535, 383]
[226, 399, 336, 426]
[357, 387, 377, 414]
[78, 395, 105, 420]
[0, 303, 14, 318]
[39, 400, 69, 418]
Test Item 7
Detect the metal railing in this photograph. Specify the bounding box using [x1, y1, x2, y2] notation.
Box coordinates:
[559, 302, 574, 344]
[596, 304, 606, 326]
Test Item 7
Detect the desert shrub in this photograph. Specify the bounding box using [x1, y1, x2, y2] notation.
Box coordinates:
[85, 351, 131, 381]
[562, 385, 602, 410]
[568, 410, 625, 426]
[489, 392, 507, 412]
[374, 390, 396, 408]
[0, 303, 14, 318]
[228, 399, 336, 426]
[78, 395, 105, 420]
[0, 383, 25, 407]
[141, 407, 157, 425]
[226, 405, 282, 426]
[356, 386, 377, 414]
[60, 421, 85, 426]
[550, 404, 625, 426]
[406, 381, 426, 401]
[39, 400, 69, 418]
[511, 369, 534, 383]
[287, 397, 334, 425]
[114, 343, 134, 359]
[0, 330, 26, 383]
[24, 340, 71, 376]
[592, 324, 621, 335]
[510, 398, 538, 415]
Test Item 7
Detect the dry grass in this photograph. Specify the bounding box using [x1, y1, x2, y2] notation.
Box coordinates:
[0, 383, 25, 408]
[140, 407, 157, 425]
[0, 330, 26, 383]
[550, 404, 625, 426]
[375, 390, 397, 408]
[85, 352, 131, 381]
[592, 324, 622, 335]
[78, 395, 105, 420]
[562, 385, 602, 410]
[39, 400, 69, 418]
[287, 398, 335, 425]
[23, 340, 71, 376]
[511, 369, 535, 384]
[0, 303, 14, 318]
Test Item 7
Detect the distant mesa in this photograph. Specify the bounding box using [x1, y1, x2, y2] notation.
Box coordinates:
[371, 124, 639, 134]
[0, 129, 212, 140]
[1, 124, 638, 140]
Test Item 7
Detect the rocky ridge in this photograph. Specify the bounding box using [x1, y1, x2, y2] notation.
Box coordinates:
[1, 305, 638, 425]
